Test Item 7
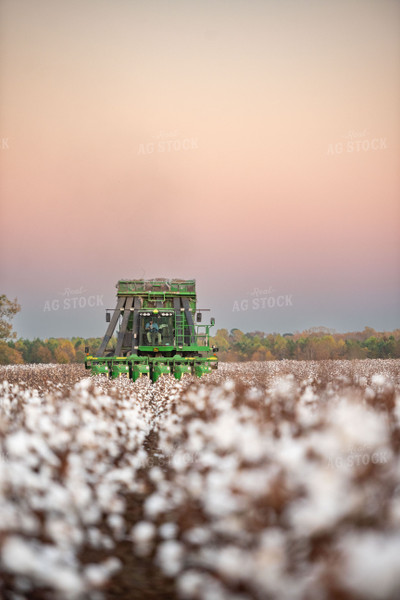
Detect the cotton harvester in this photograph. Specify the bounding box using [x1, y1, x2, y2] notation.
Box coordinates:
[85, 279, 218, 382]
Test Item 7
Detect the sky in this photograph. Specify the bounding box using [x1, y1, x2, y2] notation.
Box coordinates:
[0, 0, 399, 339]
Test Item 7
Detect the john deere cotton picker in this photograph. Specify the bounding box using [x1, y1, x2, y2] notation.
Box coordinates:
[85, 279, 219, 382]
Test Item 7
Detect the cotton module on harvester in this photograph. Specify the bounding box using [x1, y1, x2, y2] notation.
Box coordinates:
[85, 279, 219, 382]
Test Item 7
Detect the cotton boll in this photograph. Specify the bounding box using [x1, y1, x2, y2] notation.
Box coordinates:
[131, 521, 156, 545]
[105, 467, 134, 486]
[1, 536, 85, 597]
[171, 449, 197, 472]
[69, 481, 93, 510]
[45, 518, 77, 548]
[84, 557, 121, 588]
[223, 380, 235, 392]
[77, 378, 93, 391]
[178, 571, 238, 600]
[204, 484, 243, 518]
[211, 413, 240, 452]
[328, 400, 388, 450]
[144, 494, 170, 518]
[177, 569, 204, 598]
[184, 527, 211, 545]
[233, 468, 274, 496]
[107, 513, 125, 539]
[250, 528, 287, 593]
[269, 375, 297, 409]
[84, 563, 110, 587]
[393, 394, 400, 424]
[87, 527, 102, 548]
[2, 536, 36, 574]
[6, 431, 31, 458]
[159, 522, 178, 539]
[300, 386, 318, 405]
[58, 405, 78, 428]
[101, 556, 122, 577]
[371, 374, 386, 387]
[288, 465, 358, 535]
[237, 424, 267, 463]
[296, 401, 320, 428]
[18, 513, 40, 535]
[338, 531, 400, 599]
[45, 482, 71, 513]
[275, 435, 306, 473]
[216, 546, 252, 582]
[48, 567, 85, 597]
[156, 540, 184, 576]
[99, 534, 115, 550]
[199, 577, 231, 600]
[149, 466, 164, 483]
[184, 471, 204, 498]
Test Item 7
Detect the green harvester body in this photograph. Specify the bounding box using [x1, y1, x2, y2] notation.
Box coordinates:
[85, 279, 218, 382]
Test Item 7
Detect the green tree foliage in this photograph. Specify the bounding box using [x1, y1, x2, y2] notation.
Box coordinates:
[0, 295, 24, 364]
[0, 327, 399, 366]
[2, 337, 106, 365]
[210, 328, 400, 362]
[0, 343, 24, 365]
[0, 294, 21, 341]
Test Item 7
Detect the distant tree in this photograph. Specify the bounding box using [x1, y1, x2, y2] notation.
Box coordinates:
[272, 335, 289, 359]
[46, 338, 59, 355]
[28, 339, 47, 363]
[35, 346, 53, 363]
[211, 329, 230, 353]
[0, 296, 23, 364]
[75, 348, 86, 363]
[54, 347, 70, 363]
[0, 294, 21, 341]
[363, 336, 380, 358]
[57, 339, 76, 362]
[0, 343, 24, 365]
[251, 347, 274, 361]
[15, 339, 29, 359]
[360, 327, 377, 342]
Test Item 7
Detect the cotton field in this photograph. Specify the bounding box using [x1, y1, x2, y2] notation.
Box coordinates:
[1, 360, 400, 600]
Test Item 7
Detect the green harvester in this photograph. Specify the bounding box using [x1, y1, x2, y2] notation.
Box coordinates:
[85, 279, 218, 382]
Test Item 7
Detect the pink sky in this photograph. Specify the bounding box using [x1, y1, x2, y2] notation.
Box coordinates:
[0, 0, 399, 338]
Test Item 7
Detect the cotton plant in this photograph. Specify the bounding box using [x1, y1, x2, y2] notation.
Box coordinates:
[1, 360, 400, 599]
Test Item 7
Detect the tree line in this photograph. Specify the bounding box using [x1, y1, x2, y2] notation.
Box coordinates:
[0, 337, 105, 365]
[0, 328, 399, 365]
[0, 295, 399, 364]
[211, 326, 400, 361]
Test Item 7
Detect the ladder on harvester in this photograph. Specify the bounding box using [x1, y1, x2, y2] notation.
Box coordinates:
[173, 297, 196, 348]
[174, 310, 185, 348]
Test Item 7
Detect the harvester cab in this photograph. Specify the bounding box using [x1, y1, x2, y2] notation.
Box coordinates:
[85, 279, 218, 382]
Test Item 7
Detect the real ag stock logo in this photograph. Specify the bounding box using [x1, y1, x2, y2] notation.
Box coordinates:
[327, 129, 387, 155]
[138, 130, 199, 155]
[43, 287, 104, 312]
[232, 286, 294, 312]
[327, 444, 389, 470]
